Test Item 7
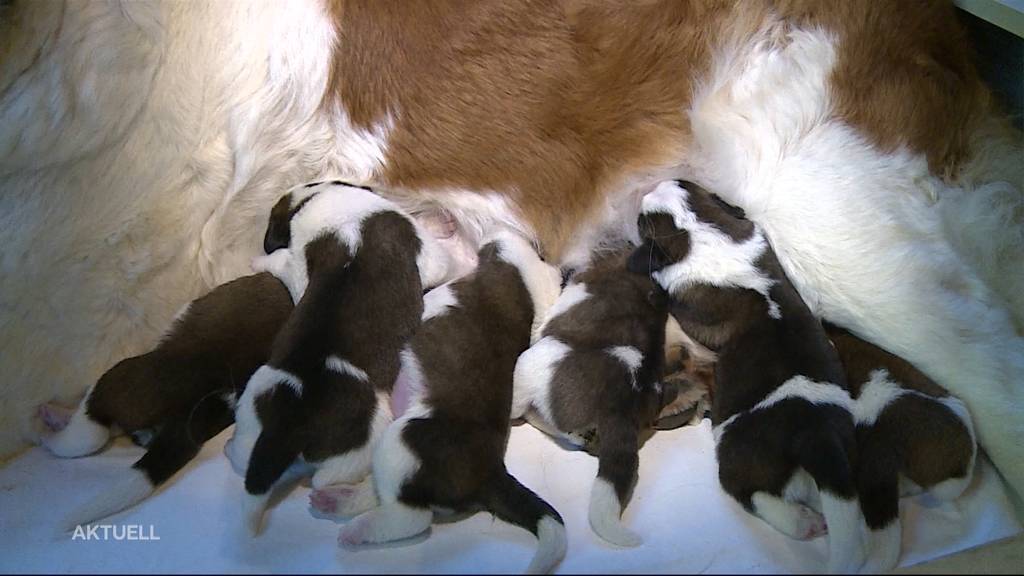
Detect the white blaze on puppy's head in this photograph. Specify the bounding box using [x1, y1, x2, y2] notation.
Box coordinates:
[638, 181, 782, 319]
[259, 181, 455, 301]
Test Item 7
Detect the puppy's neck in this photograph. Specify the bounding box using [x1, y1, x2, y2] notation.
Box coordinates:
[483, 231, 562, 343]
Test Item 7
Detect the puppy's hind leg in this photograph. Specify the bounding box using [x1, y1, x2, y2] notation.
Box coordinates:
[751, 491, 828, 540]
[338, 411, 431, 546]
[309, 392, 391, 517]
[310, 475, 379, 518]
[337, 501, 432, 547]
[40, 392, 110, 458]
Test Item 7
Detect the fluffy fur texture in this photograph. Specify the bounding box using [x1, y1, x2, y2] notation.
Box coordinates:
[1, 0, 1021, 515]
[630, 182, 867, 573]
[339, 233, 566, 574]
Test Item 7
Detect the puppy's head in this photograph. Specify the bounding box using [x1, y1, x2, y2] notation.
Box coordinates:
[627, 180, 754, 284]
[626, 181, 696, 277]
[263, 182, 326, 254]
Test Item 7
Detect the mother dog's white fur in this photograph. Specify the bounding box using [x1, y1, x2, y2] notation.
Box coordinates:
[679, 24, 1024, 508]
[2, 0, 1022, 513]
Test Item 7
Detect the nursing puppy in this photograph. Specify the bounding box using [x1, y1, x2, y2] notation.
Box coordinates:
[227, 182, 451, 535]
[512, 248, 678, 547]
[827, 323, 977, 571]
[337, 233, 566, 575]
[628, 181, 866, 573]
[38, 272, 292, 528]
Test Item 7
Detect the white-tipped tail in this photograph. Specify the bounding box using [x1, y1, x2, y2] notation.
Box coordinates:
[526, 515, 568, 575]
[862, 519, 902, 574]
[819, 492, 867, 574]
[243, 492, 270, 536]
[588, 477, 642, 547]
[44, 405, 110, 458]
[63, 468, 154, 531]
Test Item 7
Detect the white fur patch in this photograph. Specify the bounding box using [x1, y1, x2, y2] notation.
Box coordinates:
[606, 346, 643, 391]
[529, 515, 568, 575]
[756, 375, 852, 413]
[863, 519, 902, 574]
[643, 181, 781, 319]
[422, 283, 459, 321]
[750, 490, 826, 541]
[43, 397, 110, 459]
[338, 500, 433, 547]
[819, 492, 867, 573]
[324, 355, 369, 382]
[511, 337, 571, 422]
[714, 375, 851, 441]
[588, 476, 641, 547]
[851, 370, 905, 426]
[373, 403, 431, 506]
[537, 282, 590, 336]
[243, 491, 271, 536]
[488, 231, 563, 344]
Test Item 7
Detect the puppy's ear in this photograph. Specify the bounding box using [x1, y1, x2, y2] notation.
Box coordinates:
[263, 220, 290, 254]
[627, 240, 671, 275]
[659, 380, 681, 411]
[264, 194, 293, 254]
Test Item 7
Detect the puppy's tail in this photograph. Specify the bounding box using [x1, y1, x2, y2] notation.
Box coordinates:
[243, 426, 304, 536]
[63, 396, 234, 531]
[484, 469, 567, 575]
[589, 413, 642, 547]
[798, 429, 867, 574]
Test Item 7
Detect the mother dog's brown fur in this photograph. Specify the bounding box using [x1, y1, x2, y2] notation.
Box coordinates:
[323, 0, 1003, 260]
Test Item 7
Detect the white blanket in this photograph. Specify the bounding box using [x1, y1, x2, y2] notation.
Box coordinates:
[1, 419, 1019, 573]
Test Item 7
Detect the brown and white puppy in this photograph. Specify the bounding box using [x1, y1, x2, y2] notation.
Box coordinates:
[628, 181, 866, 574]
[826, 323, 977, 572]
[512, 248, 678, 547]
[226, 182, 452, 535]
[336, 233, 566, 575]
[39, 272, 292, 529]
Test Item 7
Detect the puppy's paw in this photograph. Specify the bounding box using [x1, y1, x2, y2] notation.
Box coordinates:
[310, 488, 342, 514]
[37, 403, 74, 433]
[251, 250, 290, 275]
[795, 506, 828, 540]
[337, 515, 371, 548]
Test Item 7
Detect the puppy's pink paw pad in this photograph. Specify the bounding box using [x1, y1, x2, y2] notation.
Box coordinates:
[310, 490, 340, 514]
[337, 519, 369, 548]
[797, 508, 828, 540]
[37, 403, 73, 432]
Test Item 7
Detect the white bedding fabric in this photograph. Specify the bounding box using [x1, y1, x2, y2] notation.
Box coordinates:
[1, 419, 1019, 574]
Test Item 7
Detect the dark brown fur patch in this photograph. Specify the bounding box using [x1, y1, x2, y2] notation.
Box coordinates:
[87, 272, 292, 431]
[85, 272, 293, 485]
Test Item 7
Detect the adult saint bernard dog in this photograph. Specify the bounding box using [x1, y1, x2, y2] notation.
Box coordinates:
[3, 0, 1023, 512]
